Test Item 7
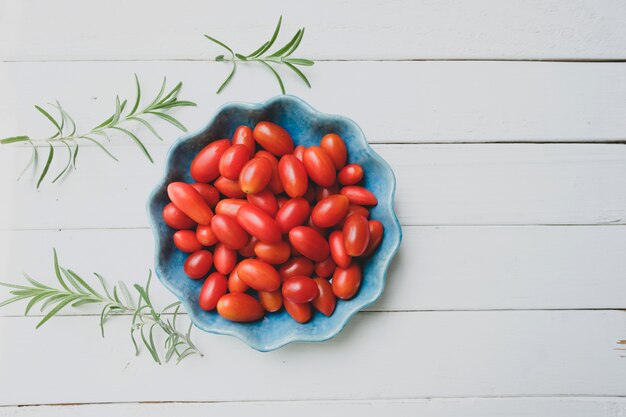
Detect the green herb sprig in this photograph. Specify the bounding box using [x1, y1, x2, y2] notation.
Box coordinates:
[205, 16, 314, 94]
[0, 250, 202, 365]
[0, 75, 196, 188]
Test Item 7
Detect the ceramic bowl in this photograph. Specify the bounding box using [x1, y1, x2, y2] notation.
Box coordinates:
[147, 95, 401, 351]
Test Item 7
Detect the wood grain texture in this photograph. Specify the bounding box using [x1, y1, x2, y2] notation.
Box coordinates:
[2, 61, 626, 143]
[2, 0, 626, 60]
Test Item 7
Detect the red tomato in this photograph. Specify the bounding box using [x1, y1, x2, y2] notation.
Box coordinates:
[232, 126, 255, 156]
[282, 276, 319, 303]
[215, 198, 247, 218]
[311, 195, 350, 228]
[343, 214, 370, 256]
[219, 144, 250, 180]
[362, 220, 384, 258]
[239, 157, 273, 194]
[236, 203, 282, 243]
[228, 267, 249, 293]
[255, 150, 284, 194]
[167, 182, 214, 225]
[275, 198, 310, 234]
[217, 293, 264, 322]
[214, 176, 245, 198]
[283, 299, 312, 323]
[340, 186, 378, 206]
[214, 243, 237, 274]
[303, 146, 336, 187]
[338, 204, 370, 228]
[247, 188, 278, 216]
[312, 277, 336, 316]
[329, 230, 351, 268]
[320, 133, 347, 170]
[338, 164, 364, 185]
[196, 224, 218, 246]
[315, 257, 336, 278]
[288, 226, 329, 262]
[162, 203, 196, 229]
[183, 250, 213, 279]
[237, 259, 281, 292]
[238, 236, 258, 257]
[293, 145, 306, 161]
[254, 240, 291, 264]
[278, 155, 308, 198]
[190, 183, 220, 208]
[277, 196, 288, 208]
[199, 272, 228, 311]
[210, 214, 250, 250]
[258, 290, 283, 312]
[279, 257, 314, 282]
[253, 121, 294, 156]
[173, 230, 203, 253]
[307, 215, 328, 238]
[190, 139, 230, 182]
[332, 262, 362, 300]
[315, 182, 339, 201]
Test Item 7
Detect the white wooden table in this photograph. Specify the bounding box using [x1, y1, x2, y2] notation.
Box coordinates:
[1, 1, 626, 415]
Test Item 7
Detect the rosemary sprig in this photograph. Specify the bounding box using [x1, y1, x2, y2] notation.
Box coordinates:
[205, 16, 314, 94]
[0, 75, 197, 188]
[0, 250, 202, 365]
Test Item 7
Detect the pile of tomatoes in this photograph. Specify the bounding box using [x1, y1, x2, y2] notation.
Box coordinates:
[162, 121, 384, 323]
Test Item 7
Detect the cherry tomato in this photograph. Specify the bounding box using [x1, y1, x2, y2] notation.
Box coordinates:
[219, 144, 250, 180]
[238, 236, 258, 257]
[239, 157, 273, 194]
[258, 290, 283, 312]
[307, 215, 328, 238]
[214, 243, 237, 274]
[362, 220, 384, 258]
[210, 214, 250, 250]
[311, 195, 350, 228]
[278, 155, 308, 198]
[196, 224, 218, 246]
[338, 164, 364, 185]
[247, 188, 278, 216]
[228, 267, 249, 293]
[277, 196, 288, 208]
[236, 203, 282, 243]
[312, 277, 336, 316]
[190, 139, 230, 182]
[282, 276, 319, 303]
[183, 250, 213, 279]
[237, 259, 281, 291]
[340, 186, 378, 206]
[279, 257, 314, 282]
[332, 262, 362, 300]
[199, 272, 228, 311]
[255, 150, 284, 194]
[329, 230, 351, 268]
[254, 240, 291, 264]
[275, 198, 310, 234]
[343, 214, 370, 256]
[283, 299, 312, 323]
[315, 182, 339, 201]
[315, 257, 336, 278]
[190, 183, 220, 208]
[253, 121, 294, 156]
[217, 293, 264, 322]
[173, 230, 203, 253]
[232, 126, 255, 156]
[167, 182, 214, 225]
[303, 146, 336, 187]
[162, 203, 196, 229]
[320, 133, 347, 170]
[214, 176, 245, 198]
[293, 145, 306, 161]
[338, 204, 370, 228]
[215, 198, 247, 218]
[288, 226, 329, 262]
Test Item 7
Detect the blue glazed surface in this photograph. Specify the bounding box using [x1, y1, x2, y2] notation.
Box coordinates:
[147, 95, 402, 351]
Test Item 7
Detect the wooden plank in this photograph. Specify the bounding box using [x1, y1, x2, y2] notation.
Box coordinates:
[2, 0, 626, 60]
[2, 226, 626, 315]
[2, 61, 626, 143]
[0, 310, 624, 405]
[3, 397, 626, 417]
[0, 144, 625, 229]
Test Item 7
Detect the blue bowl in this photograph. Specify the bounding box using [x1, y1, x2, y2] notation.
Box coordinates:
[147, 95, 402, 351]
